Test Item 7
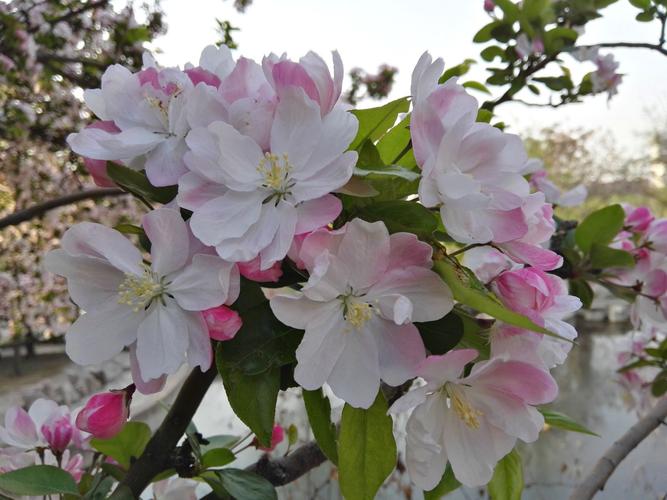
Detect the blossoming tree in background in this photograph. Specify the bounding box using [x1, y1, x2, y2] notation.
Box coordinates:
[2, 0, 667, 499]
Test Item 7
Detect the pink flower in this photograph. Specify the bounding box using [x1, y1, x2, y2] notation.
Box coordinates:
[390, 349, 557, 488]
[530, 169, 587, 207]
[646, 219, 667, 253]
[624, 205, 653, 232]
[81, 121, 120, 187]
[263, 51, 343, 115]
[493, 267, 581, 342]
[255, 424, 285, 452]
[76, 389, 131, 439]
[270, 218, 453, 408]
[462, 246, 516, 283]
[238, 256, 283, 282]
[41, 413, 74, 453]
[202, 305, 243, 341]
[0, 399, 74, 453]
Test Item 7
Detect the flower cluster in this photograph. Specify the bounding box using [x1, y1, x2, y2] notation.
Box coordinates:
[43, 46, 584, 492]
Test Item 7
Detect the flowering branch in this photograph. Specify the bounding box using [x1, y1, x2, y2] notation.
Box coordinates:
[109, 366, 218, 499]
[0, 188, 125, 230]
[569, 396, 667, 500]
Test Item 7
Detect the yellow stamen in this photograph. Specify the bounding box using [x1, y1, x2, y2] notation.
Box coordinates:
[117, 268, 165, 313]
[446, 383, 483, 429]
[345, 300, 373, 329]
[257, 152, 292, 193]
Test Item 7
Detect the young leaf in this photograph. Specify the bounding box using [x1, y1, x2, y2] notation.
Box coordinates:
[106, 163, 177, 204]
[353, 165, 420, 182]
[303, 389, 339, 465]
[90, 421, 152, 468]
[206, 469, 277, 500]
[376, 115, 411, 165]
[217, 364, 280, 448]
[350, 97, 410, 150]
[434, 260, 562, 339]
[589, 243, 635, 269]
[202, 448, 236, 469]
[488, 449, 523, 500]
[338, 393, 397, 500]
[424, 465, 461, 499]
[575, 204, 625, 253]
[0, 466, 79, 496]
[539, 409, 599, 436]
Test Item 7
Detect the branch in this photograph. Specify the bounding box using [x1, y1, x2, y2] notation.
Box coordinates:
[0, 188, 126, 230]
[110, 366, 218, 499]
[37, 51, 109, 69]
[578, 42, 667, 57]
[48, 0, 109, 24]
[569, 396, 667, 500]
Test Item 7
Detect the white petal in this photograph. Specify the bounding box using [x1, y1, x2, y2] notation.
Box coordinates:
[177, 172, 227, 211]
[136, 300, 189, 380]
[129, 343, 167, 395]
[291, 151, 356, 202]
[144, 136, 188, 187]
[143, 208, 190, 276]
[259, 201, 297, 269]
[295, 195, 342, 234]
[67, 126, 164, 160]
[208, 121, 264, 187]
[270, 293, 333, 330]
[337, 218, 390, 291]
[372, 319, 426, 386]
[168, 254, 232, 311]
[66, 305, 143, 365]
[185, 311, 213, 372]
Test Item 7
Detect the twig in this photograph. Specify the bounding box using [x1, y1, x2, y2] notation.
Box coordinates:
[0, 188, 126, 230]
[109, 366, 218, 499]
[577, 42, 667, 57]
[569, 396, 667, 500]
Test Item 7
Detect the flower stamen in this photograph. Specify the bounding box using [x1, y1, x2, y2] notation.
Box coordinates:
[446, 383, 483, 429]
[117, 267, 166, 312]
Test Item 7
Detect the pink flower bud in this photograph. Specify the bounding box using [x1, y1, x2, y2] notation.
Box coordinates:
[82, 121, 120, 187]
[238, 257, 283, 283]
[202, 306, 243, 341]
[624, 205, 653, 232]
[254, 425, 284, 452]
[76, 389, 131, 439]
[41, 414, 73, 453]
[484, 0, 495, 12]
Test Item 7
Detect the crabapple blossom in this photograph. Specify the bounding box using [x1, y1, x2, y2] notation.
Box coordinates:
[238, 257, 283, 282]
[270, 218, 453, 408]
[462, 246, 517, 283]
[76, 389, 132, 439]
[254, 424, 285, 452]
[45, 208, 239, 386]
[529, 168, 588, 207]
[0, 399, 75, 453]
[515, 34, 544, 59]
[180, 86, 357, 269]
[624, 205, 654, 232]
[153, 477, 198, 500]
[390, 349, 557, 488]
[202, 305, 243, 341]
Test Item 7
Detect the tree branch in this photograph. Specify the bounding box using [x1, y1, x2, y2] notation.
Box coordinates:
[37, 51, 109, 69]
[48, 0, 109, 25]
[569, 396, 667, 500]
[578, 42, 667, 57]
[110, 366, 218, 499]
[0, 188, 126, 230]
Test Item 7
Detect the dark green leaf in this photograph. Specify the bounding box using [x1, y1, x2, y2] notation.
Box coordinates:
[0, 466, 78, 496]
[575, 204, 625, 253]
[540, 409, 599, 436]
[488, 449, 523, 500]
[303, 389, 339, 465]
[356, 140, 385, 168]
[201, 435, 240, 454]
[207, 469, 277, 500]
[338, 393, 397, 500]
[106, 163, 177, 204]
[651, 370, 667, 397]
[481, 46, 507, 62]
[354, 201, 437, 240]
[424, 465, 460, 499]
[569, 279, 594, 309]
[90, 421, 152, 468]
[350, 98, 410, 150]
[494, 0, 521, 20]
[590, 244, 635, 269]
[473, 21, 501, 43]
[636, 10, 654, 20]
[629, 0, 650, 8]
[218, 364, 280, 447]
[417, 312, 465, 355]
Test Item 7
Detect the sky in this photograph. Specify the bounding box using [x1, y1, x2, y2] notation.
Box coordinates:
[146, 0, 667, 155]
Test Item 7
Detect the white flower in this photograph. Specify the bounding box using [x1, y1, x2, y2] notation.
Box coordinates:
[45, 208, 238, 384]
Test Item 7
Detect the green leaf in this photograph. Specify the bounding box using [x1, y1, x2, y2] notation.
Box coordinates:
[90, 421, 152, 468]
[356, 140, 385, 168]
[477, 108, 493, 123]
[424, 465, 461, 499]
[463, 80, 492, 94]
[636, 10, 655, 20]
[569, 279, 594, 309]
[480, 46, 507, 62]
[376, 115, 412, 165]
[350, 98, 410, 150]
[287, 424, 298, 445]
[575, 204, 625, 253]
[218, 364, 280, 447]
[338, 393, 397, 500]
[589, 243, 635, 269]
[533, 76, 572, 91]
[629, 0, 650, 8]
[303, 389, 339, 465]
[202, 448, 236, 469]
[201, 435, 240, 454]
[417, 312, 465, 355]
[354, 200, 437, 240]
[114, 223, 145, 235]
[353, 165, 420, 182]
[651, 370, 667, 397]
[434, 260, 563, 339]
[540, 409, 599, 436]
[439, 59, 476, 84]
[216, 281, 302, 375]
[106, 163, 177, 204]
[488, 449, 523, 500]
[473, 21, 501, 43]
[494, 0, 521, 21]
[209, 469, 277, 500]
[0, 466, 79, 497]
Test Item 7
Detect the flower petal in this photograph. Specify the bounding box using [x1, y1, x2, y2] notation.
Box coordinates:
[143, 208, 190, 276]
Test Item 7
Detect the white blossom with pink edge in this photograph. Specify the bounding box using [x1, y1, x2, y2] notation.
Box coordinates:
[180, 86, 357, 269]
[269, 218, 453, 409]
[389, 349, 558, 488]
[153, 477, 198, 500]
[0, 399, 77, 453]
[44, 208, 239, 387]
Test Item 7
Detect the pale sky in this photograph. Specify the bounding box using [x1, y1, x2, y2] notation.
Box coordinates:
[147, 0, 667, 155]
